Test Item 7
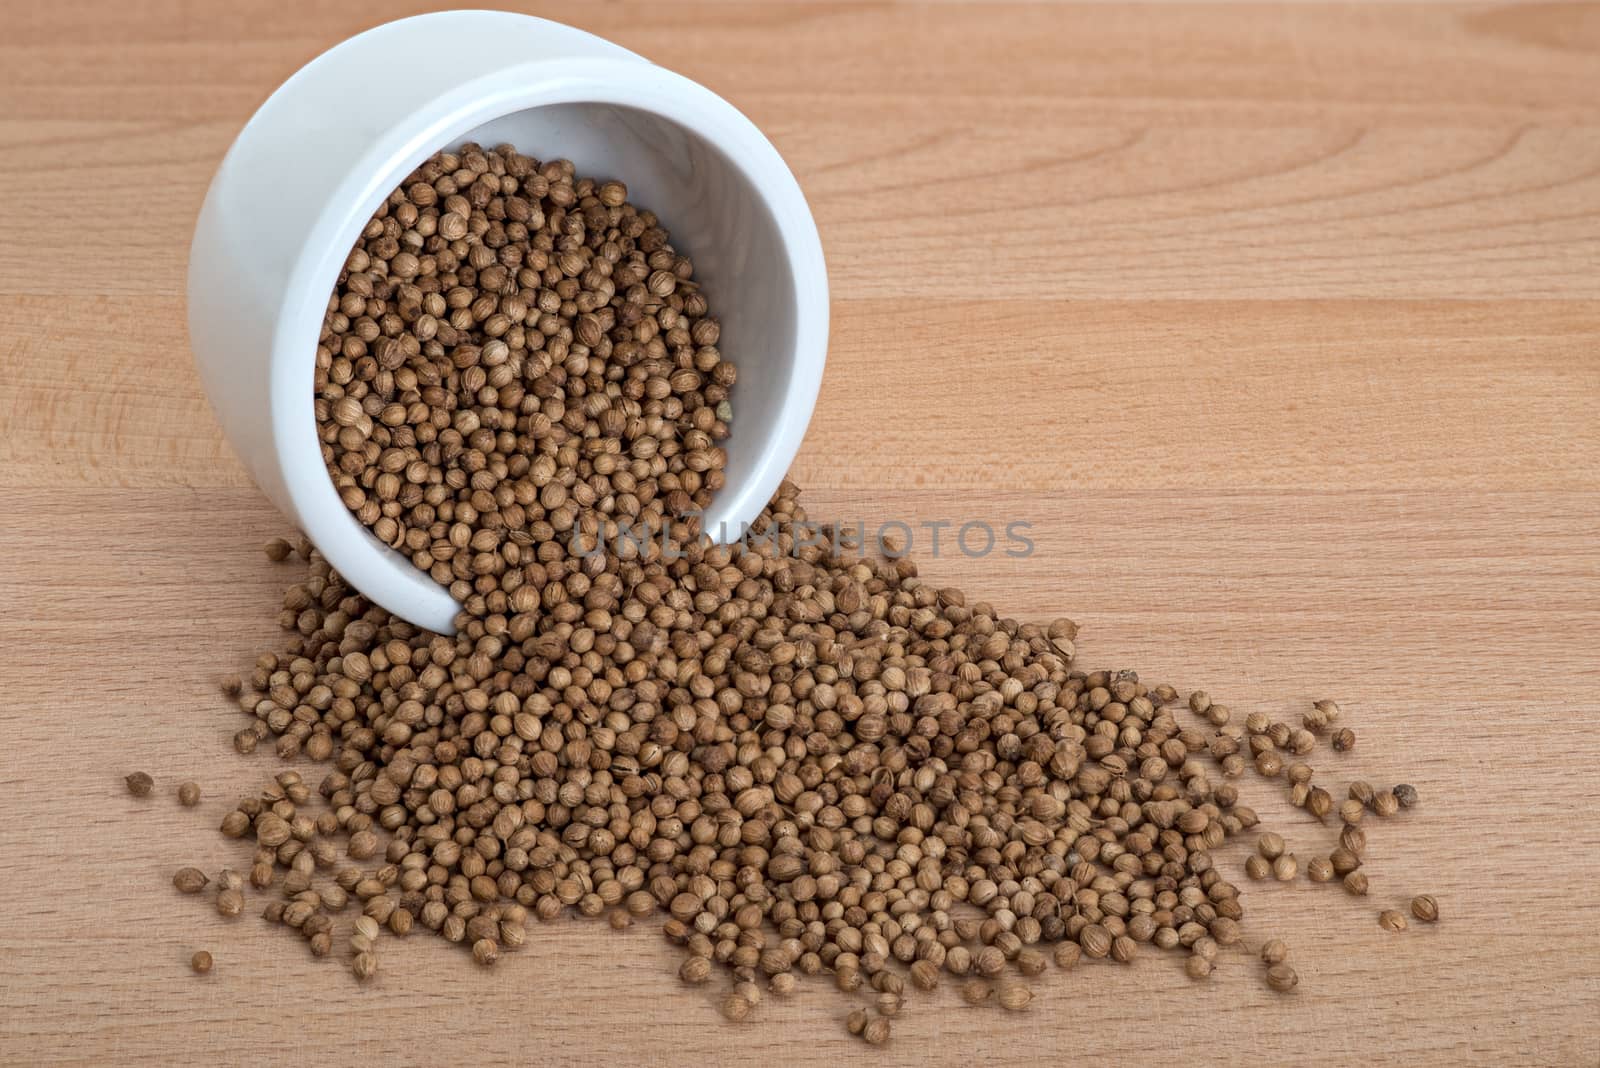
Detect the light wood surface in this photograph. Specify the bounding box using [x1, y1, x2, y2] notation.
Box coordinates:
[2, 2, 1597, 1065]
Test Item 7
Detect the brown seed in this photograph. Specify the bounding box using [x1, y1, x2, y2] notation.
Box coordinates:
[1307, 787, 1333, 821]
[1344, 872, 1370, 896]
[1266, 963, 1299, 992]
[1244, 855, 1270, 881]
[910, 959, 941, 989]
[1257, 832, 1286, 860]
[1307, 857, 1334, 883]
[125, 772, 154, 797]
[351, 951, 377, 981]
[472, 938, 498, 966]
[190, 950, 213, 975]
[173, 867, 209, 894]
[679, 956, 711, 984]
[1079, 924, 1113, 958]
[1339, 799, 1365, 825]
[264, 538, 292, 561]
[862, 1018, 891, 1045]
[1410, 895, 1439, 923]
[846, 1008, 868, 1035]
[1329, 846, 1361, 875]
[1052, 942, 1081, 970]
[769, 973, 796, 997]
[720, 992, 752, 1022]
[1260, 939, 1290, 965]
[177, 781, 201, 807]
[1332, 728, 1356, 752]
[1185, 954, 1213, 979]
[961, 979, 993, 1005]
[1272, 855, 1298, 882]
[1379, 910, 1408, 932]
[1373, 790, 1400, 818]
[1393, 783, 1420, 808]
[216, 888, 244, 917]
[996, 982, 1033, 1011]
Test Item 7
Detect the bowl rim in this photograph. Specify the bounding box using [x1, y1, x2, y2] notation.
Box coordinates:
[269, 51, 829, 633]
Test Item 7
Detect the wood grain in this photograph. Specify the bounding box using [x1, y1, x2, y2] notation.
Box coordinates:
[1, 3, 1597, 1066]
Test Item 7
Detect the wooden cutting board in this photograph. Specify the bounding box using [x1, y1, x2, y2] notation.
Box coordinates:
[1, 2, 1596, 1064]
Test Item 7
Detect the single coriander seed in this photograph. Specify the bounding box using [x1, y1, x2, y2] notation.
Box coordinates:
[997, 982, 1033, 1011]
[125, 772, 154, 797]
[1410, 895, 1439, 922]
[177, 781, 201, 807]
[720, 992, 752, 1022]
[1265, 963, 1299, 992]
[1378, 910, 1408, 932]
[173, 867, 208, 894]
[190, 950, 213, 975]
[1260, 939, 1290, 965]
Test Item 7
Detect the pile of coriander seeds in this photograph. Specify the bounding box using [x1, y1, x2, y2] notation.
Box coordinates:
[167, 143, 1438, 1043]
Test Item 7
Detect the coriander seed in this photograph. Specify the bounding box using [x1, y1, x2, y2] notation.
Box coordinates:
[216, 888, 244, 917]
[125, 772, 154, 797]
[190, 951, 213, 975]
[1266, 963, 1299, 992]
[1260, 939, 1289, 965]
[720, 992, 751, 1022]
[1378, 910, 1408, 932]
[1411, 895, 1439, 922]
[173, 867, 208, 894]
[177, 781, 201, 807]
[997, 982, 1033, 1011]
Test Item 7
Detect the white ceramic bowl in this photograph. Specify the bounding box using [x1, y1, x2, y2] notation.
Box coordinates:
[189, 10, 828, 633]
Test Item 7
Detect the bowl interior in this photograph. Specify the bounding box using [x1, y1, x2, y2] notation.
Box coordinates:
[457, 103, 798, 538]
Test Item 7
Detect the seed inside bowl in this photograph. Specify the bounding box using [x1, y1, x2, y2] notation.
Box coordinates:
[313, 143, 733, 595]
